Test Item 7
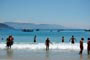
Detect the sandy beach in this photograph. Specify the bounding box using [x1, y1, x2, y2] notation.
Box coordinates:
[0, 0, 90, 60]
[0, 48, 90, 60]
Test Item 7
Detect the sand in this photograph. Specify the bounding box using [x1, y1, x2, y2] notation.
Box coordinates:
[0, 48, 90, 60]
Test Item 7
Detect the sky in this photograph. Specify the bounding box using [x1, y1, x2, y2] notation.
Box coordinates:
[0, 0, 90, 29]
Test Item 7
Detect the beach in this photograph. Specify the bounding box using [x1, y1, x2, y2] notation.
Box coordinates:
[0, 48, 90, 60]
[0, 0, 90, 60]
[0, 30, 90, 60]
[0, 43, 90, 60]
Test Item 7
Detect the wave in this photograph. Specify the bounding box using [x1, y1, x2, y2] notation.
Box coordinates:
[0, 43, 87, 50]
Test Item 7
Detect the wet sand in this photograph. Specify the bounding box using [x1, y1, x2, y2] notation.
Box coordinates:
[0, 49, 90, 60]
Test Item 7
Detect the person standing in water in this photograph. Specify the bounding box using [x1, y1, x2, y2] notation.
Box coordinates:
[62, 36, 64, 43]
[34, 35, 37, 43]
[87, 38, 90, 55]
[45, 37, 51, 51]
[69, 35, 76, 44]
[6, 35, 14, 48]
[79, 38, 84, 54]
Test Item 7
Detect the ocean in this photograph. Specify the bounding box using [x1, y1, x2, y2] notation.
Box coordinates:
[0, 29, 90, 60]
[0, 29, 90, 50]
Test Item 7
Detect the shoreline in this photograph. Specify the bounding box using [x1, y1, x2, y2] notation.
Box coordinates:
[0, 48, 90, 60]
[0, 43, 88, 50]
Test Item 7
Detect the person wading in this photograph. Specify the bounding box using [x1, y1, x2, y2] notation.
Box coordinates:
[6, 35, 14, 48]
[45, 37, 52, 51]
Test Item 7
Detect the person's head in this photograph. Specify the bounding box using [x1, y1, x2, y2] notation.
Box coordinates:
[62, 36, 64, 38]
[88, 38, 90, 40]
[9, 35, 12, 38]
[47, 37, 49, 40]
[81, 38, 84, 41]
[35, 35, 36, 37]
[72, 35, 74, 37]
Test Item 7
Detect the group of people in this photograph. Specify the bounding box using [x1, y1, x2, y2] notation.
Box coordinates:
[45, 35, 90, 55]
[79, 38, 90, 55]
[1, 35, 90, 55]
[62, 35, 76, 44]
[61, 35, 90, 55]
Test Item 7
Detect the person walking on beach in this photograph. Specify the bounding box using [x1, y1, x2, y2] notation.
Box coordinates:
[79, 38, 84, 54]
[34, 35, 37, 43]
[69, 35, 76, 44]
[6, 35, 14, 48]
[87, 38, 90, 55]
[45, 37, 51, 51]
[62, 36, 64, 43]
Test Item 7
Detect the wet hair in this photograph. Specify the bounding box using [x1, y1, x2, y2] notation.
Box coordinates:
[62, 36, 64, 38]
[47, 37, 49, 40]
[72, 35, 74, 37]
[88, 38, 90, 40]
[9, 35, 12, 37]
[81, 38, 84, 40]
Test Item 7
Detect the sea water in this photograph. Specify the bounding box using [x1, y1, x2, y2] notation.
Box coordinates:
[0, 29, 90, 51]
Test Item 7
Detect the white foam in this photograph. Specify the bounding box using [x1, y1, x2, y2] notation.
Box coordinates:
[0, 43, 87, 51]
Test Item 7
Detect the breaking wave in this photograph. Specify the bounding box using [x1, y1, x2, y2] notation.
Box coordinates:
[0, 43, 87, 51]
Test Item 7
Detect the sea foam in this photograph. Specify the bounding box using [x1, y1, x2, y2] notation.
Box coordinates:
[0, 43, 87, 50]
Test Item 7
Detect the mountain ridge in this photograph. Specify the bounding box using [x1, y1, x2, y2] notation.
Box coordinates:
[0, 23, 14, 29]
[4, 22, 66, 29]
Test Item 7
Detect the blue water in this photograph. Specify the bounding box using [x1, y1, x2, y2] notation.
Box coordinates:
[0, 29, 90, 43]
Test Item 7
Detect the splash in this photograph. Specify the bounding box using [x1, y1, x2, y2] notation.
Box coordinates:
[0, 43, 87, 51]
